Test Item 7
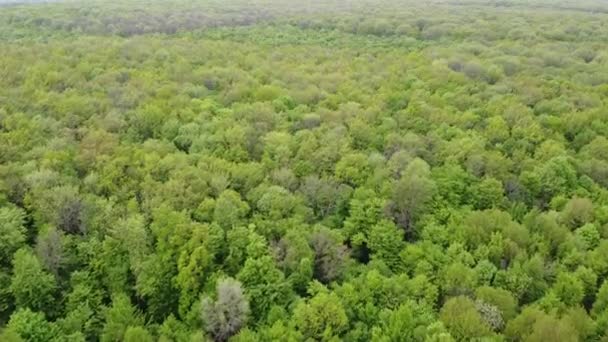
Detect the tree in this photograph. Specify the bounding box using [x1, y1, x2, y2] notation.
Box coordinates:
[343, 187, 385, 255]
[552, 273, 584, 307]
[27, 186, 86, 235]
[10, 249, 56, 314]
[561, 197, 594, 229]
[273, 230, 314, 293]
[201, 278, 249, 342]
[0, 270, 13, 321]
[389, 158, 436, 239]
[484, 116, 510, 144]
[213, 190, 250, 229]
[562, 306, 595, 341]
[127, 104, 165, 140]
[101, 293, 144, 342]
[593, 280, 608, 317]
[440, 296, 493, 340]
[526, 314, 578, 342]
[0, 328, 23, 342]
[442, 263, 475, 297]
[175, 222, 223, 318]
[474, 300, 504, 332]
[158, 314, 193, 342]
[575, 223, 600, 250]
[475, 286, 518, 322]
[293, 292, 348, 340]
[0, 206, 27, 267]
[61, 271, 105, 338]
[368, 220, 405, 270]
[536, 157, 578, 203]
[134, 254, 180, 323]
[237, 256, 292, 322]
[4, 308, 59, 342]
[310, 228, 347, 283]
[35, 228, 64, 276]
[335, 152, 371, 187]
[504, 306, 574, 341]
[431, 163, 471, 206]
[262, 131, 293, 167]
[370, 301, 437, 342]
[471, 177, 504, 210]
[300, 175, 349, 220]
[123, 326, 153, 342]
[255, 185, 301, 221]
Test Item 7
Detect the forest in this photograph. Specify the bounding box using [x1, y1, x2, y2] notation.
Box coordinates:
[1, 0, 608, 340]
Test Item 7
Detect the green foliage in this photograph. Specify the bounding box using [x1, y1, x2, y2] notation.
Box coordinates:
[471, 177, 505, 210]
[293, 291, 348, 341]
[0, 207, 27, 267]
[526, 314, 579, 342]
[440, 296, 493, 340]
[213, 190, 250, 229]
[335, 152, 371, 187]
[505, 306, 580, 342]
[562, 197, 595, 228]
[370, 301, 438, 341]
[123, 326, 153, 342]
[101, 293, 144, 342]
[1, 0, 608, 340]
[368, 220, 405, 269]
[475, 286, 518, 322]
[4, 309, 59, 342]
[10, 249, 56, 315]
[552, 273, 585, 307]
[237, 256, 292, 322]
[390, 158, 436, 238]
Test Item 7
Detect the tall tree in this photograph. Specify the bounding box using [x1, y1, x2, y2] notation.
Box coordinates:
[201, 278, 249, 342]
[10, 249, 56, 315]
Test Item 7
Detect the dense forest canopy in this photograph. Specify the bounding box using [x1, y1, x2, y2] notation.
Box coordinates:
[1, 0, 608, 341]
